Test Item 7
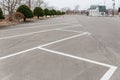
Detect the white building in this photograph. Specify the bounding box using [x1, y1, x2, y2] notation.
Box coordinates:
[89, 5, 106, 16]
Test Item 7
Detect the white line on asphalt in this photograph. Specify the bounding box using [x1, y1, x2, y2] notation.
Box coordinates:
[0, 25, 81, 40]
[0, 47, 37, 60]
[57, 29, 91, 35]
[38, 47, 117, 80]
[0, 31, 117, 80]
[38, 32, 89, 47]
[0, 22, 81, 31]
[100, 66, 117, 80]
[0, 29, 56, 40]
[57, 29, 83, 33]
[0, 32, 87, 60]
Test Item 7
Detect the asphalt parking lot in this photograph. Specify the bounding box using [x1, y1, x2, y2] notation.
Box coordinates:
[0, 15, 120, 80]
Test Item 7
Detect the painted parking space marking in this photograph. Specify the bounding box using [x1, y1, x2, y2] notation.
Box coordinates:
[0, 47, 37, 60]
[0, 22, 81, 31]
[0, 25, 81, 40]
[39, 32, 90, 48]
[0, 32, 88, 60]
[0, 31, 116, 80]
[0, 26, 117, 80]
[38, 47, 117, 80]
[57, 29, 83, 33]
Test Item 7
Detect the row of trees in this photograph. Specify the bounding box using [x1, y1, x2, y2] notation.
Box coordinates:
[0, 8, 4, 19]
[0, 0, 47, 21]
[34, 7, 65, 19]
[0, 5, 65, 22]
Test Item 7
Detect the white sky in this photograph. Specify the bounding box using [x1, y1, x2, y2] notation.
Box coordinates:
[44, 0, 120, 10]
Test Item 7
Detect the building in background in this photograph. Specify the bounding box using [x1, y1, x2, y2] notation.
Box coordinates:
[89, 5, 106, 16]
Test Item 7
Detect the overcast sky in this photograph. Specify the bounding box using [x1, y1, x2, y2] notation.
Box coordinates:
[44, 0, 120, 10]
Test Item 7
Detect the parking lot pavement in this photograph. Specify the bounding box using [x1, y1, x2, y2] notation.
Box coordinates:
[0, 15, 119, 80]
[44, 35, 107, 62]
[0, 15, 79, 30]
[0, 23, 80, 38]
[0, 49, 109, 80]
[0, 30, 79, 57]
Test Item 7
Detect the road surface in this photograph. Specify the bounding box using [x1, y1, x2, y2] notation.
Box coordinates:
[0, 15, 120, 80]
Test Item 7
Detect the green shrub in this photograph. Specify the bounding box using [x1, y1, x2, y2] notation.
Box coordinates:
[56, 11, 61, 15]
[53, 9, 57, 15]
[0, 8, 4, 19]
[61, 12, 65, 15]
[50, 10, 56, 16]
[33, 7, 44, 19]
[44, 8, 50, 17]
[17, 5, 33, 22]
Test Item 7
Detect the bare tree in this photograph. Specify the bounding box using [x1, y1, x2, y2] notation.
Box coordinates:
[29, 0, 44, 10]
[74, 5, 80, 14]
[0, 0, 46, 21]
[42, 2, 49, 8]
[36, 0, 44, 7]
[0, 0, 22, 21]
[74, 5, 79, 11]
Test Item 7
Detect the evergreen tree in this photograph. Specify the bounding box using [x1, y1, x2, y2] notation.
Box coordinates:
[44, 8, 50, 17]
[0, 8, 4, 19]
[17, 5, 33, 21]
[33, 7, 44, 19]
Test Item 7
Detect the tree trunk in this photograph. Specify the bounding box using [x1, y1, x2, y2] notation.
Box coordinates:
[37, 16, 39, 19]
[24, 18, 26, 22]
[8, 12, 13, 21]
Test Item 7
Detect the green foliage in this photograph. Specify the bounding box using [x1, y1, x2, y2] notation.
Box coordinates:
[44, 8, 51, 16]
[0, 8, 4, 19]
[61, 12, 65, 15]
[52, 9, 57, 15]
[48, 10, 52, 16]
[50, 9, 56, 16]
[33, 7, 44, 19]
[56, 11, 65, 15]
[17, 5, 33, 21]
[56, 11, 61, 15]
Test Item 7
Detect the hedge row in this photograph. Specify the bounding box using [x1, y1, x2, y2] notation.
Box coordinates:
[17, 5, 65, 22]
[0, 5, 65, 22]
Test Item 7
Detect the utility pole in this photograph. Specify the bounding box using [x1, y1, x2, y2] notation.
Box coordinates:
[112, 0, 115, 16]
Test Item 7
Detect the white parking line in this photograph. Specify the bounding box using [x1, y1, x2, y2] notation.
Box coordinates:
[0, 25, 81, 40]
[0, 47, 37, 60]
[0, 29, 56, 40]
[57, 29, 91, 35]
[0, 22, 80, 31]
[39, 32, 89, 48]
[0, 31, 117, 80]
[38, 47, 117, 80]
[0, 32, 88, 60]
[100, 66, 117, 80]
[57, 29, 83, 33]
